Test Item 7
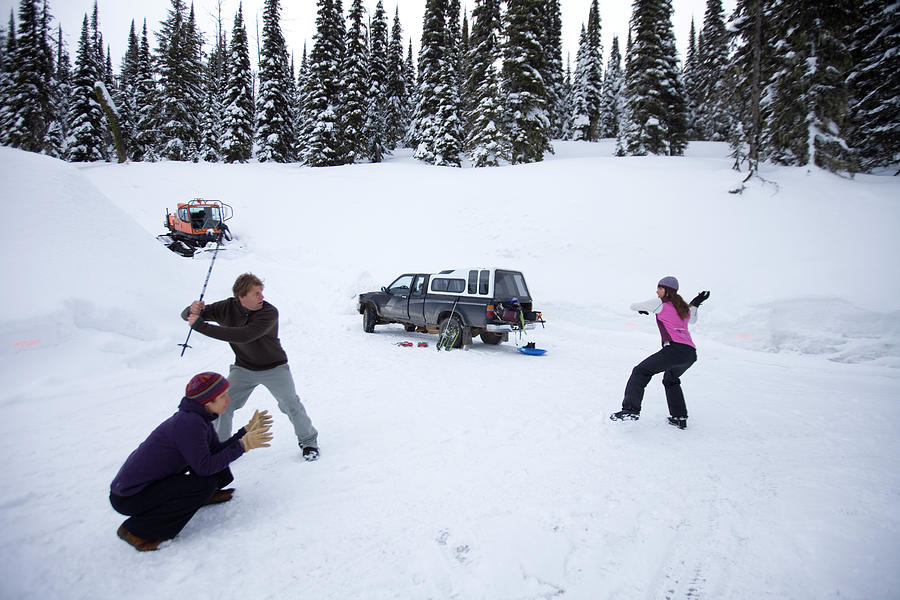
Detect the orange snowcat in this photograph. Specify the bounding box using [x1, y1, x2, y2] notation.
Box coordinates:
[158, 198, 233, 257]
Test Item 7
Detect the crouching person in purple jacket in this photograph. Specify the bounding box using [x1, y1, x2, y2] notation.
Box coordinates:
[109, 372, 273, 551]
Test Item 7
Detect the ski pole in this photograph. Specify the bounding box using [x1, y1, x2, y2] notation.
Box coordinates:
[179, 233, 223, 356]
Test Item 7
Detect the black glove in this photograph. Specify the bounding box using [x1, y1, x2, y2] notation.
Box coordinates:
[690, 291, 710, 307]
[638, 310, 649, 315]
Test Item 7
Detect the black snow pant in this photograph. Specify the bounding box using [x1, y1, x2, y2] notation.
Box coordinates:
[621, 342, 697, 418]
[110, 468, 233, 541]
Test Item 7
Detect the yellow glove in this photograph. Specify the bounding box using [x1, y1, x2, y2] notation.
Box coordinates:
[241, 425, 273, 451]
[246, 409, 273, 432]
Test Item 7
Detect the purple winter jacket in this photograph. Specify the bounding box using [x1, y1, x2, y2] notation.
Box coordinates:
[110, 397, 246, 497]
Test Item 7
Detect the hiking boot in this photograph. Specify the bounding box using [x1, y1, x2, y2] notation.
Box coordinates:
[667, 416, 687, 430]
[610, 410, 640, 421]
[117, 523, 163, 552]
[302, 446, 320, 462]
[205, 488, 235, 505]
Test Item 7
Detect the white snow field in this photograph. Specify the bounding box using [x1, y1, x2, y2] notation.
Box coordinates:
[1, 143, 899, 600]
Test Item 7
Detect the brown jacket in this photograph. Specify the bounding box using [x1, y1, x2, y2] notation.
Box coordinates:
[181, 298, 288, 371]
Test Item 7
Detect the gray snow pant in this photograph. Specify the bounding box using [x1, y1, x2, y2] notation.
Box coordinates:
[214, 364, 318, 448]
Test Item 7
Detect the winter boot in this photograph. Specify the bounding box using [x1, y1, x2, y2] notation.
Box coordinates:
[117, 524, 163, 552]
[667, 416, 687, 430]
[610, 410, 640, 421]
[205, 488, 235, 505]
[302, 446, 320, 462]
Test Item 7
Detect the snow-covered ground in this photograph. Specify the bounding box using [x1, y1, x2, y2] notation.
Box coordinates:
[1, 143, 899, 599]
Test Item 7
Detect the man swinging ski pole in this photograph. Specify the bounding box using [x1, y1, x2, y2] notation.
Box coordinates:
[181, 273, 320, 462]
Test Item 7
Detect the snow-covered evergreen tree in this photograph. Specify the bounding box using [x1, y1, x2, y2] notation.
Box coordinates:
[341, 0, 370, 163]
[682, 18, 701, 140]
[256, 0, 295, 162]
[132, 20, 156, 161]
[624, 0, 688, 156]
[366, 0, 389, 162]
[725, 0, 773, 174]
[541, 0, 566, 139]
[569, 0, 603, 141]
[762, 0, 855, 172]
[5, 0, 54, 153]
[199, 24, 227, 162]
[411, 0, 462, 166]
[384, 7, 410, 149]
[221, 4, 254, 163]
[599, 35, 624, 139]
[43, 23, 71, 158]
[155, 0, 205, 161]
[694, 0, 730, 140]
[465, 0, 508, 165]
[0, 11, 15, 144]
[302, 0, 345, 166]
[67, 15, 105, 162]
[847, 0, 899, 173]
[502, 0, 552, 163]
[115, 21, 140, 160]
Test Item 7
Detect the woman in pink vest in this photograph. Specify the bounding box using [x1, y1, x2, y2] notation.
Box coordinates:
[610, 276, 710, 429]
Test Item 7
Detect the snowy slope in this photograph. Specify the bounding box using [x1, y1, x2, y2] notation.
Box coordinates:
[1, 144, 899, 600]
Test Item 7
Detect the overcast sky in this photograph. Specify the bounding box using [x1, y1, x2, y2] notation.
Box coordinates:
[1, 0, 734, 73]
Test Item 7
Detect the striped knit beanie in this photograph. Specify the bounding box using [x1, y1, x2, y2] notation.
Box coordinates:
[185, 372, 229, 405]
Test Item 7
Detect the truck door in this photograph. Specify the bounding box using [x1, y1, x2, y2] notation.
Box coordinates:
[382, 274, 414, 320]
[407, 274, 428, 324]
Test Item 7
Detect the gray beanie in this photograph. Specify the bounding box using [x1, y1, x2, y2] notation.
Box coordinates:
[658, 276, 679, 291]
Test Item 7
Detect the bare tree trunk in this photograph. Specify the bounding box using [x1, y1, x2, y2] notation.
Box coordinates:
[94, 82, 127, 163]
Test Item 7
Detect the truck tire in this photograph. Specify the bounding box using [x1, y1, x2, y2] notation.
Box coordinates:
[480, 332, 503, 345]
[404, 323, 416, 332]
[363, 305, 377, 333]
[438, 315, 463, 349]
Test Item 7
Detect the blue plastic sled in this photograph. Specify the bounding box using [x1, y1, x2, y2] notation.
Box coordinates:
[517, 347, 547, 356]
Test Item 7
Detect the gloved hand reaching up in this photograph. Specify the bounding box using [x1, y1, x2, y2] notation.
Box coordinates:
[241, 424, 273, 451]
[690, 291, 710, 307]
[246, 409, 273, 433]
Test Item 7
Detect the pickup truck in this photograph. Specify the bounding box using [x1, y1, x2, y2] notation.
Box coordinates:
[357, 268, 544, 347]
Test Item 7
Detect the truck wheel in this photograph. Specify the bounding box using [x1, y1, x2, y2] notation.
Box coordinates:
[480, 332, 503, 345]
[438, 315, 463, 349]
[363, 305, 377, 333]
[404, 323, 416, 332]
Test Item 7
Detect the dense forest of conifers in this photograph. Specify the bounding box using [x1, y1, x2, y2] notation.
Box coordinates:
[0, 0, 896, 174]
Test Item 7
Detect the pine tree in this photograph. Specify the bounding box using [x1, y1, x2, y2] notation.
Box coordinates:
[221, 4, 254, 163]
[683, 18, 701, 139]
[847, 0, 899, 173]
[132, 20, 156, 161]
[5, 0, 54, 153]
[503, 0, 552, 163]
[366, 0, 389, 162]
[541, 0, 566, 139]
[67, 15, 105, 162]
[341, 0, 370, 162]
[41, 24, 70, 158]
[411, 0, 462, 166]
[384, 7, 410, 149]
[256, 0, 295, 162]
[624, 0, 688, 156]
[156, 0, 205, 161]
[435, 0, 463, 165]
[694, 0, 730, 140]
[302, 0, 345, 166]
[600, 35, 624, 139]
[762, 0, 855, 171]
[115, 21, 140, 160]
[465, 0, 508, 165]
[0, 11, 16, 144]
[570, 0, 604, 141]
[200, 23, 227, 162]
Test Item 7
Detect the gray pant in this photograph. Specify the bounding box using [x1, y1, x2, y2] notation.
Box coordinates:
[215, 364, 318, 448]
